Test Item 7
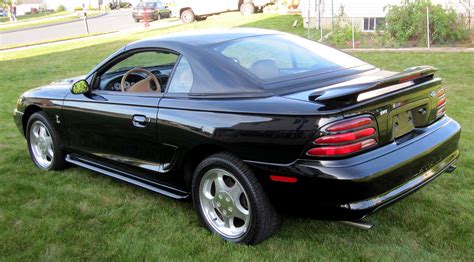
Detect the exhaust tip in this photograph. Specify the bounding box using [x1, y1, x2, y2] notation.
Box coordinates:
[339, 219, 373, 230]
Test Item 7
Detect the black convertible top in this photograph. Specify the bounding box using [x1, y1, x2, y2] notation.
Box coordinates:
[125, 28, 281, 49]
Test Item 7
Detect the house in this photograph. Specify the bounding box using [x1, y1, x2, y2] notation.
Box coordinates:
[14, 0, 114, 16]
[300, 0, 473, 31]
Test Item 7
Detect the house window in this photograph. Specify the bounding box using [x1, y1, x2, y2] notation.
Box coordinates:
[363, 17, 385, 31]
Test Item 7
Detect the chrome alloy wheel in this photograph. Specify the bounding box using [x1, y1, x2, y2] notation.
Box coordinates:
[199, 168, 251, 239]
[29, 121, 54, 168]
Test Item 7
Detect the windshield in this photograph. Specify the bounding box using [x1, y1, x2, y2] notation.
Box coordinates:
[212, 34, 367, 81]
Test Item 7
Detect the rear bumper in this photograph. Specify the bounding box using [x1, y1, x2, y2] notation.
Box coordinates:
[248, 116, 461, 219]
[132, 13, 152, 20]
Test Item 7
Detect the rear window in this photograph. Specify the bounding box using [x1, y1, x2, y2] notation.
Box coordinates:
[211, 34, 366, 81]
[137, 2, 157, 8]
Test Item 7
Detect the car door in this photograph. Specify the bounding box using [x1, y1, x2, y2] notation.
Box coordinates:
[62, 49, 179, 181]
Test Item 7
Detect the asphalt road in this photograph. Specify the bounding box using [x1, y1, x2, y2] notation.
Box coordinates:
[0, 10, 142, 47]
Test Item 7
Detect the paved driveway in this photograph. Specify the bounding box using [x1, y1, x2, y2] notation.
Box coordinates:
[0, 9, 144, 47]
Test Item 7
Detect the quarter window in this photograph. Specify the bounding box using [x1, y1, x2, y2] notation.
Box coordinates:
[167, 56, 194, 93]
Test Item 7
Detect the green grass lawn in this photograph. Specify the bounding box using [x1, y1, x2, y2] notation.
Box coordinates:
[0, 13, 473, 260]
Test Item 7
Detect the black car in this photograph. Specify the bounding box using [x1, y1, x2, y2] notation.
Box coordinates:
[13, 29, 460, 244]
[132, 1, 171, 22]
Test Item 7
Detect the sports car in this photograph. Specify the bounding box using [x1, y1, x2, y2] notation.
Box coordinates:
[13, 29, 460, 244]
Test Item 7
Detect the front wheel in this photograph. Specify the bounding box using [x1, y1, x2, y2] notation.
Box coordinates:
[26, 112, 66, 171]
[192, 152, 279, 244]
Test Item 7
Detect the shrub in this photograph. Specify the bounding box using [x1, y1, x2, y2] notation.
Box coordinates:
[328, 5, 360, 48]
[56, 5, 65, 12]
[385, 0, 469, 46]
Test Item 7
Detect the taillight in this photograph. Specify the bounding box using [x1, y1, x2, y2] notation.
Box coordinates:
[314, 128, 375, 144]
[307, 116, 378, 157]
[326, 117, 372, 132]
[436, 87, 446, 118]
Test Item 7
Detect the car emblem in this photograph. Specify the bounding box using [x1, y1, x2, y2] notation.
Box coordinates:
[430, 91, 436, 97]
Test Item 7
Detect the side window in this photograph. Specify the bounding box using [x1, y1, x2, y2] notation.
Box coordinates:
[167, 56, 194, 93]
[97, 50, 179, 92]
[106, 51, 177, 74]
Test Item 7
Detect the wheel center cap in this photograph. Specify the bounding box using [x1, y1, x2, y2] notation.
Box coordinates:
[216, 191, 234, 217]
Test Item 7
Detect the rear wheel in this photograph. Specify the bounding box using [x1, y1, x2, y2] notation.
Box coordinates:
[240, 3, 255, 15]
[192, 152, 279, 244]
[181, 9, 194, 23]
[26, 112, 66, 171]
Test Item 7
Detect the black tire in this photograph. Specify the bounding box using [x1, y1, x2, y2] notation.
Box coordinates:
[240, 3, 255, 15]
[134, 18, 140, 23]
[26, 112, 66, 171]
[192, 152, 279, 244]
[181, 9, 194, 23]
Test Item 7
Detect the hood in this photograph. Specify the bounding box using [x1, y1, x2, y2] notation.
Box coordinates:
[51, 75, 86, 85]
[23, 75, 86, 99]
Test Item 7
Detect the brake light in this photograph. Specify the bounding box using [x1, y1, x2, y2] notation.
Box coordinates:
[436, 87, 446, 118]
[307, 116, 378, 157]
[399, 72, 421, 83]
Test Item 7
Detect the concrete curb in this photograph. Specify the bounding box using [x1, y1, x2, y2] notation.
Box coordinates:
[0, 13, 107, 34]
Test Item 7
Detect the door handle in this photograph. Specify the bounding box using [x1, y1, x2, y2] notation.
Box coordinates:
[132, 115, 148, 128]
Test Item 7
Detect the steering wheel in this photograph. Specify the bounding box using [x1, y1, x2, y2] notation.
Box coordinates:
[120, 68, 161, 92]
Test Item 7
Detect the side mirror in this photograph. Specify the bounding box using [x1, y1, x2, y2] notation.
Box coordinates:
[71, 80, 90, 94]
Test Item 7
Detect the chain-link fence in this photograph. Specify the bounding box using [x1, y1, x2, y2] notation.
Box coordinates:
[299, 1, 473, 49]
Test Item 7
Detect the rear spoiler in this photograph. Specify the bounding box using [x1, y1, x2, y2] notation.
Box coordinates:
[309, 66, 437, 104]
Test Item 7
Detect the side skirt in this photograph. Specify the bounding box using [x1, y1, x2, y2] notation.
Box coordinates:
[65, 154, 189, 200]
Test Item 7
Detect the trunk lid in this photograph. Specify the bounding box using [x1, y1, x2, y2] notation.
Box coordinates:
[286, 66, 444, 146]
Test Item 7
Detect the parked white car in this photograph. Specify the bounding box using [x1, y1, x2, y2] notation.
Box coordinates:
[173, 0, 275, 23]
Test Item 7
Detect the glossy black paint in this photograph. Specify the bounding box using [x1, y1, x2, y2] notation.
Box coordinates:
[13, 29, 460, 220]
